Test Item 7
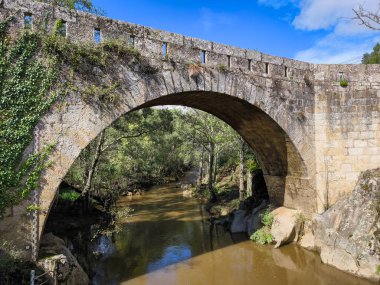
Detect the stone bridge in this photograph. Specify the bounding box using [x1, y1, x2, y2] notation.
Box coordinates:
[0, 0, 379, 261]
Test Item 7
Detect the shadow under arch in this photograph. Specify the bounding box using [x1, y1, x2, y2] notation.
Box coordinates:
[132, 90, 309, 206]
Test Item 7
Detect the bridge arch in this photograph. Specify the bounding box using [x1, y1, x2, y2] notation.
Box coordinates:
[34, 62, 315, 244]
[1, 0, 380, 264]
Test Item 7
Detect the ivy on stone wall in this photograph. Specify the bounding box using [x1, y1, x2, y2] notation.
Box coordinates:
[0, 18, 59, 215]
[0, 16, 156, 215]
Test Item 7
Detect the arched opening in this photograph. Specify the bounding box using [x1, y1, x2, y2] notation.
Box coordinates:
[136, 91, 308, 206]
[38, 91, 309, 283]
[36, 90, 310, 243]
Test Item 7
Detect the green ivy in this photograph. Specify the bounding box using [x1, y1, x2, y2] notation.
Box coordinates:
[0, 19, 59, 215]
[0, 14, 151, 215]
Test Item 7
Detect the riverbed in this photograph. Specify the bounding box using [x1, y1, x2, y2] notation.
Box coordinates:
[88, 183, 376, 285]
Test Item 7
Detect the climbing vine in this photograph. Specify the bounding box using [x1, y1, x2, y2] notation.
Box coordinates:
[0, 18, 59, 215]
[0, 14, 158, 215]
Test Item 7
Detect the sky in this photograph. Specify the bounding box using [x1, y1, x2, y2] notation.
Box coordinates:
[92, 0, 380, 64]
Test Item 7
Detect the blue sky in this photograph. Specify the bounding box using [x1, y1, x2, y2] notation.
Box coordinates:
[92, 0, 380, 64]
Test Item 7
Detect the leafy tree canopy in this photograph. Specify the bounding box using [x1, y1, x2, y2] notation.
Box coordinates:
[362, 43, 380, 64]
[36, 0, 104, 15]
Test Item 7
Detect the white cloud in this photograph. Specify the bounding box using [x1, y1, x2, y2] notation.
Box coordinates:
[293, 0, 379, 32]
[281, 0, 380, 63]
[295, 34, 380, 63]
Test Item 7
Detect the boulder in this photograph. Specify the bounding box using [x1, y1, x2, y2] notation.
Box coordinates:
[314, 168, 380, 282]
[230, 210, 249, 233]
[299, 232, 316, 251]
[38, 233, 90, 285]
[271, 207, 300, 248]
[247, 200, 269, 236]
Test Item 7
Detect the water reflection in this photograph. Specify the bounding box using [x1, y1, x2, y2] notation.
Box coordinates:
[90, 184, 376, 285]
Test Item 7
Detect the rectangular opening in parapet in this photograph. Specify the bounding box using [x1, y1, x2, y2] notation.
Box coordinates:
[24, 13, 33, 29]
[58, 20, 67, 37]
[162, 42, 168, 59]
[94, 28, 101, 44]
[130, 35, 135, 47]
[284, 66, 288, 77]
[227, 55, 231, 68]
[265, 62, 269, 74]
[339, 72, 344, 81]
[201, 50, 206, 64]
[248, 59, 252, 71]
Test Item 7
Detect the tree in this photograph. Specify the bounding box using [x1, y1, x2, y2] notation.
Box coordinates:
[36, 0, 104, 15]
[65, 108, 181, 205]
[353, 3, 380, 30]
[179, 110, 233, 201]
[238, 137, 245, 200]
[362, 43, 380, 63]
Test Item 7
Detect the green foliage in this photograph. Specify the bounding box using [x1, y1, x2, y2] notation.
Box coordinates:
[36, 0, 104, 15]
[250, 227, 273, 245]
[339, 80, 348, 87]
[250, 208, 274, 245]
[0, 20, 60, 215]
[218, 64, 227, 72]
[376, 265, 380, 275]
[362, 43, 380, 64]
[59, 189, 80, 201]
[261, 209, 274, 227]
[52, 19, 66, 37]
[294, 212, 308, 224]
[26, 204, 42, 212]
[80, 83, 121, 103]
[43, 31, 141, 73]
[64, 108, 187, 196]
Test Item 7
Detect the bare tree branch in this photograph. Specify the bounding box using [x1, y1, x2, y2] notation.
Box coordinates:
[353, 3, 380, 30]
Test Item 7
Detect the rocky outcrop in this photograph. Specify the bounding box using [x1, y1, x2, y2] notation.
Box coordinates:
[314, 168, 380, 282]
[271, 207, 300, 248]
[247, 200, 268, 235]
[230, 200, 269, 234]
[38, 233, 90, 285]
[230, 210, 248, 233]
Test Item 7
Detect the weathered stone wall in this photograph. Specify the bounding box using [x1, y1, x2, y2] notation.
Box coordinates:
[0, 0, 379, 263]
[313, 65, 380, 212]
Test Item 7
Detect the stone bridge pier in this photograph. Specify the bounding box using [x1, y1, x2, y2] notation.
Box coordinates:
[0, 0, 379, 261]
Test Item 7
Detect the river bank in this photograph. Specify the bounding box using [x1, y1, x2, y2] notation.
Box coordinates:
[38, 171, 379, 284]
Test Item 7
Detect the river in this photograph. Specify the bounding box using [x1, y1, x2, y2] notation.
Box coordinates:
[84, 183, 376, 285]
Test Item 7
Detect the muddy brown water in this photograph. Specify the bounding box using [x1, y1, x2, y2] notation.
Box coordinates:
[91, 184, 376, 285]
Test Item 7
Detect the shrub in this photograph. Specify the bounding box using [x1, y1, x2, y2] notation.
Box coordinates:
[261, 209, 274, 227]
[59, 190, 80, 201]
[339, 80, 348, 87]
[250, 208, 274, 244]
[250, 227, 273, 245]
[218, 64, 227, 72]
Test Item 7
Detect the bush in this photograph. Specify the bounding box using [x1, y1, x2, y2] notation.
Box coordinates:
[59, 189, 80, 201]
[250, 227, 273, 244]
[339, 80, 348, 87]
[250, 208, 274, 245]
[261, 209, 274, 227]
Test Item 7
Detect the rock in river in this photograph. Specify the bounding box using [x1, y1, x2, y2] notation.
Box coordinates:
[314, 168, 380, 282]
